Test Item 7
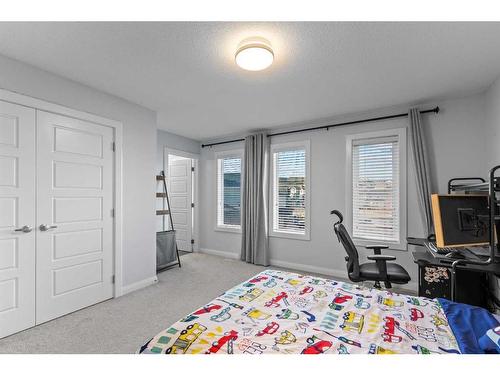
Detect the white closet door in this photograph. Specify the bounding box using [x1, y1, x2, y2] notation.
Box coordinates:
[36, 111, 114, 324]
[168, 158, 193, 251]
[0, 101, 35, 338]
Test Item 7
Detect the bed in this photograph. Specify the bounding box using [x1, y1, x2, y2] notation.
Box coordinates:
[139, 269, 500, 354]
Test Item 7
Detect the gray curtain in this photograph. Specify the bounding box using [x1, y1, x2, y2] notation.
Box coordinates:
[409, 108, 434, 236]
[241, 133, 270, 266]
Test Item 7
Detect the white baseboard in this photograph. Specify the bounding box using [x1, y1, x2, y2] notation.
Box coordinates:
[122, 275, 158, 295]
[199, 249, 418, 294]
[199, 248, 239, 259]
[268, 258, 347, 280]
[200, 248, 356, 280]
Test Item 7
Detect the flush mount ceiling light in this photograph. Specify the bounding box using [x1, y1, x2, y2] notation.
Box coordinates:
[235, 37, 274, 71]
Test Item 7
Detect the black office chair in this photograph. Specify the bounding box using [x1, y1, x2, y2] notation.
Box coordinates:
[331, 210, 411, 289]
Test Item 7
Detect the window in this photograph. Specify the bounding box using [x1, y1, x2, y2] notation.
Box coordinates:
[347, 128, 407, 249]
[216, 151, 242, 232]
[271, 141, 310, 240]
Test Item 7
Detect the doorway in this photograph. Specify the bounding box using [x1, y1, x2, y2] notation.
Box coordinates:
[164, 148, 198, 253]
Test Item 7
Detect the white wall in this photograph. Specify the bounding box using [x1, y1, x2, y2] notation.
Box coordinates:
[485, 76, 500, 165]
[0, 54, 157, 288]
[199, 93, 488, 290]
[156, 129, 200, 174]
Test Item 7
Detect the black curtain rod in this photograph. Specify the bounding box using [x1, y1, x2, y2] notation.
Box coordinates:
[201, 106, 439, 148]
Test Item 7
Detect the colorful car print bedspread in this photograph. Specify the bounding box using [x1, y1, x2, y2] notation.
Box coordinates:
[139, 269, 460, 354]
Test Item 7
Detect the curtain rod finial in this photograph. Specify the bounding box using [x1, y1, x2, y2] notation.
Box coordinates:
[434, 106, 440, 113]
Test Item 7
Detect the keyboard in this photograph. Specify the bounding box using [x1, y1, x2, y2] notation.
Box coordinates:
[426, 241, 456, 255]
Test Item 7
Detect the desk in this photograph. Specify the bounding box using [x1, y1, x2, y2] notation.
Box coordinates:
[408, 237, 500, 307]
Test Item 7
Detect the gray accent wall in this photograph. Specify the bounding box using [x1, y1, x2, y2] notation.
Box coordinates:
[3, 48, 496, 294]
[199, 93, 489, 291]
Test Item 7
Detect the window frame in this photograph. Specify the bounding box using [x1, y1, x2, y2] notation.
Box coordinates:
[215, 149, 244, 233]
[346, 128, 407, 251]
[270, 140, 311, 241]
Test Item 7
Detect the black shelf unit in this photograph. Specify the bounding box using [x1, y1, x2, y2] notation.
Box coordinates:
[447, 166, 500, 302]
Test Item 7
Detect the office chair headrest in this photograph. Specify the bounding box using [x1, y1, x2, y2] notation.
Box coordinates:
[330, 210, 344, 243]
[330, 210, 343, 224]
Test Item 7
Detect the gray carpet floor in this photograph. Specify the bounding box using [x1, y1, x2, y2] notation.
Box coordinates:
[0, 253, 273, 353]
[0, 252, 413, 354]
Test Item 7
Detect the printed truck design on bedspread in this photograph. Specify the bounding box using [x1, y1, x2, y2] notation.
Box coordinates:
[139, 269, 460, 354]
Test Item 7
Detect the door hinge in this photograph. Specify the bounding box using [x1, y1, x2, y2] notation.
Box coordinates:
[191, 239, 195, 244]
[191, 203, 195, 208]
[191, 166, 195, 172]
[111, 142, 115, 152]
[111, 208, 115, 217]
[112, 275, 115, 284]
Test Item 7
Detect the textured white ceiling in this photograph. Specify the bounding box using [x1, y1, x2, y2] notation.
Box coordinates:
[0, 22, 499, 141]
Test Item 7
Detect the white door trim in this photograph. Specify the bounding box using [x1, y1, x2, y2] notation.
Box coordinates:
[0, 88, 124, 298]
[164, 147, 200, 252]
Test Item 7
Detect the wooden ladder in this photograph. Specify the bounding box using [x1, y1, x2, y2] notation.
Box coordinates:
[156, 170, 181, 269]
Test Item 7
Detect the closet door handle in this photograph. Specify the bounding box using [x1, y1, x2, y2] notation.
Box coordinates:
[39, 224, 58, 231]
[14, 225, 33, 233]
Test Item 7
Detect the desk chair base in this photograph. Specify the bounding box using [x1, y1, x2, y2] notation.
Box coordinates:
[373, 281, 392, 289]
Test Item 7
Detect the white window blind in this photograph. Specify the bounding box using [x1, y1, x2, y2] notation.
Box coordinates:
[272, 148, 306, 235]
[217, 156, 242, 228]
[352, 137, 400, 243]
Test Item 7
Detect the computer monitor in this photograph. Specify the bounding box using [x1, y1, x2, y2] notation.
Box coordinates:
[431, 194, 490, 248]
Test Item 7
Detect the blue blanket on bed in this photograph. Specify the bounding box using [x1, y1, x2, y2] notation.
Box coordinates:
[439, 298, 500, 354]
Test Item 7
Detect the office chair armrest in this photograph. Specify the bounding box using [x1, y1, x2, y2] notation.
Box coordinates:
[367, 255, 394, 281]
[366, 255, 396, 261]
[365, 245, 389, 255]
